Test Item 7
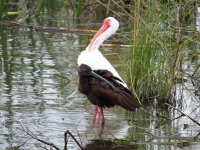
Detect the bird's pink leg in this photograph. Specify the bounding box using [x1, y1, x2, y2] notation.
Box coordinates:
[92, 105, 98, 124]
[97, 107, 104, 125]
[92, 105, 104, 125]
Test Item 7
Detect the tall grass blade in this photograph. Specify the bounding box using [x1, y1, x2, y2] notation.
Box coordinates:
[76, 0, 83, 17]
[35, 0, 46, 17]
[0, 0, 7, 19]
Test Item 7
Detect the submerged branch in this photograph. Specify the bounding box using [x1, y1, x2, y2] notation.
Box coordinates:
[165, 103, 200, 127]
[192, 64, 200, 77]
[64, 130, 84, 150]
[0, 21, 132, 48]
[36, 26, 96, 35]
[0, 21, 95, 35]
[140, 107, 170, 120]
[9, 139, 29, 150]
[156, 114, 184, 128]
[18, 121, 60, 150]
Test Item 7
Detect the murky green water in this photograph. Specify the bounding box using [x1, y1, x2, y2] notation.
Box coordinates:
[0, 4, 200, 150]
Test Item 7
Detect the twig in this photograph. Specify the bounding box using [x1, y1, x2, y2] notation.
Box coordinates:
[102, 43, 132, 48]
[18, 121, 60, 150]
[140, 107, 170, 120]
[131, 124, 155, 142]
[165, 103, 200, 126]
[193, 132, 200, 141]
[54, 74, 70, 80]
[64, 130, 84, 150]
[95, 0, 122, 20]
[36, 26, 96, 35]
[75, 127, 84, 148]
[192, 64, 200, 77]
[156, 114, 184, 128]
[0, 21, 133, 48]
[106, 130, 119, 140]
[9, 139, 29, 150]
[111, 0, 134, 19]
[54, 74, 70, 85]
[167, 1, 186, 99]
[0, 21, 96, 35]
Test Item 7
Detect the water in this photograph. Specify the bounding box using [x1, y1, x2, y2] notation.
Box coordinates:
[0, 4, 200, 150]
[197, 7, 200, 32]
[0, 12, 132, 149]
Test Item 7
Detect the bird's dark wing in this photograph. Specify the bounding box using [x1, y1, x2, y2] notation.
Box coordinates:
[90, 69, 141, 110]
[78, 64, 141, 110]
[90, 71, 116, 90]
[94, 69, 124, 83]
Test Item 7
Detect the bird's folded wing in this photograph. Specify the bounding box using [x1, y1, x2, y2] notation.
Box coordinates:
[94, 69, 124, 83]
[92, 69, 141, 110]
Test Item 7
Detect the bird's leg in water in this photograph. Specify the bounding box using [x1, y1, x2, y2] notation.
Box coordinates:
[92, 105, 98, 124]
[92, 105, 104, 125]
[97, 107, 104, 125]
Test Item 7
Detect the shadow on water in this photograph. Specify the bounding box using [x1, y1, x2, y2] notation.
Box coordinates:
[84, 139, 138, 150]
[0, 1, 200, 150]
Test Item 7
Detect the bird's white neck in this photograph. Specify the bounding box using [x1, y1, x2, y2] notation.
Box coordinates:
[86, 31, 110, 51]
[86, 17, 119, 51]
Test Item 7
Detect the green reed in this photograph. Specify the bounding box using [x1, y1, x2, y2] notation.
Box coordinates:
[0, 0, 8, 19]
[34, 0, 46, 17]
[129, 0, 174, 101]
[129, 0, 197, 102]
[75, 0, 84, 17]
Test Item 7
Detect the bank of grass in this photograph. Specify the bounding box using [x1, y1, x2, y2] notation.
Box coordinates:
[128, 0, 197, 102]
[129, 0, 174, 102]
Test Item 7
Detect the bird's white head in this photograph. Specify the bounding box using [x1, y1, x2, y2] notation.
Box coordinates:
[86, 17, 119, 51]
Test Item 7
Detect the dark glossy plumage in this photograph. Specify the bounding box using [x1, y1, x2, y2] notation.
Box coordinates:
[78, 64, 141, 111]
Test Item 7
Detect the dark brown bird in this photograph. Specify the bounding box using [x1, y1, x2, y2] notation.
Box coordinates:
[78, 64, 141, 124]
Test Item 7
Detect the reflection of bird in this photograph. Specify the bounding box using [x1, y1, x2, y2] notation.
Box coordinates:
[77, 17, 141, 124]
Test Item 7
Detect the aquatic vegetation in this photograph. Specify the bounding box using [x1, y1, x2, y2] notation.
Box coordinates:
[34, 0, 46, 17]
[129, 0, 175, 101]
[130, 0, 199, 102]
[0, 0, 8, 19]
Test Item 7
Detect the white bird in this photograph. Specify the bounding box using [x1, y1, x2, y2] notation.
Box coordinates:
[77, 17, 126, 87]
[77, 17, 141, 125]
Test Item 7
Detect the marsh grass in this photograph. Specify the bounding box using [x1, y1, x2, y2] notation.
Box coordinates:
[0, 0, 8, 19]
[34, 0, 46, 17]
[128, 0, 198, 102]
[75, 0, 84, 17]
[35, 0, 59, 17]
[129, 0, 174, 101]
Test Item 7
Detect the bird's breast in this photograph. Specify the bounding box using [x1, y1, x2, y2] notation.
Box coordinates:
[78, 50, 108, 70]
[77, 50, 127, 87]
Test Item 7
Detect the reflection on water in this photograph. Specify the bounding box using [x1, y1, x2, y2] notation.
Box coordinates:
[197, 7, 200, 31]
[0, 4, 200, 150]
[84, 139, 138, 150]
